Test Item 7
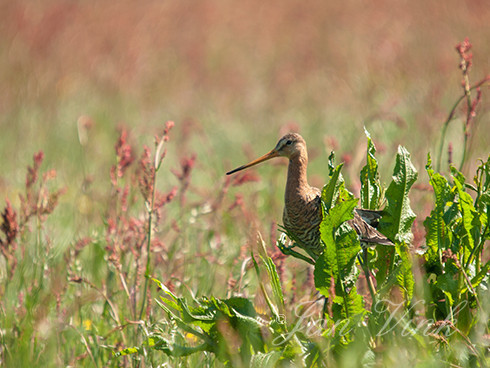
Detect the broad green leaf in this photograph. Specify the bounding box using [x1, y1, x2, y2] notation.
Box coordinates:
[164, 298, 218, 334]
[436, 273, 459, 306]
[334, 223, 362, 293]
[450, 166, 466, 188]
[153, 278, 182, 311]
[224, 297, 258, 318]
[210, 297, 234, 318]
[360, 128, 381, 210]
[376, 147, 417, 285]
[331, 286, 365, 321]
[331, 222, 364, 319]
[222, 299, 265, 354]
[374, 245, 395, 287]
[376, 243, 414, 304]
[314, 247, 334, 299]
[343, 286, 365, 319]
[158, 295, 182, 313]
[232, 308, 264, 331]
[317, 198, 358, 289]
[303, 341, 322, 368]
[315, 199, 355, 297]
[322, 163, 344, 212]
[378, 146, 418, 244]
[330, 306, 364, 345]
[150, 336, 208, 357]
[179, 298, 217, 323]
[315, 198, 363, 318]
[376, 265, 400, 298]
[328, 197, 359, 229]
[394, 242, 414, 303]
[476, 191, 489, 226]
[250, 351, 282, 368]
[454, 179, 479, 264]
[424, 157, 453, 274]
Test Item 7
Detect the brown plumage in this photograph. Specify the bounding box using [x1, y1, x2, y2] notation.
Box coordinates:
[226, 133, 393, 260]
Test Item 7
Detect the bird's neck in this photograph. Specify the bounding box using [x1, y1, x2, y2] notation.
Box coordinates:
[286, 152, 309, 199]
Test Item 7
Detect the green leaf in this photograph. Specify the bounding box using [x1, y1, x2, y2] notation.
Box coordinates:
[436, 273, 458, 306]
[377, 265, 401, 298]
[179, 298, 217, 323]
[153, 278, 182, 311]
[334, 223, 362, 293]
[376, 147, 417, 286]
[329, 198, 359, 229]
[477, 191, 489, 226]
[460, 260, 490, 294]
[314, 248, 333, 299]
[454, 179, 479, 264]
[341, 286, 365, 319]
[322, 163, 344, 212]
[251, 252, 281, 320]
[150, 336, 208, 357]
[158, 295, 182, 313]
[482, 156, 490, 192]
[394, 242, 414, 302]
[259, 254, 285, 312]
[224, 297, 258, 318]
[152, 278, 178, 301]
[250, 351, 282, 368]
[378, 146, 418, 244]
[220, 298, 265, 354]
[315, 198, 363, 318]
[328, 151, 336, 175]
[424, 158, 453, 274]
[331, 225, 364, 319]
[360, 128, 381, 210]
[450, 165, 466, 188]
[477, 192, 490, 243]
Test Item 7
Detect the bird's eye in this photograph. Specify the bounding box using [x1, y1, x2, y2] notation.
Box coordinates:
[286, 140, 293, 145]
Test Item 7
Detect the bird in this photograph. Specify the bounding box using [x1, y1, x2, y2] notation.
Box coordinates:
[226, 132, 393, 261]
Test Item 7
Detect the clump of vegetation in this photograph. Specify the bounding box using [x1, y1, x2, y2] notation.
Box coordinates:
[116, 137, 487, 367]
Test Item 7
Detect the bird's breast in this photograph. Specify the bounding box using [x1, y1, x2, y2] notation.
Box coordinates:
[282, 190, 322, 254]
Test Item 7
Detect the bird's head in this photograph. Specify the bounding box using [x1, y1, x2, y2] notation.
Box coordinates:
[226, 133, 306, 175]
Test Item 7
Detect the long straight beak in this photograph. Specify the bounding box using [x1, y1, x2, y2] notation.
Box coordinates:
[226, 150, 279, 175]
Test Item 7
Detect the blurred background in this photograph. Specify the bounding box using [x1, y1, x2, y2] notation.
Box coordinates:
[0, 0, 489, 246]
[1, 3, 489, 365]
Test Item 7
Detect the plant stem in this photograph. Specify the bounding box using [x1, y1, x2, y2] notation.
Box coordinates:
[436, 80, 489, 172]
[459, 65, 473, 171]
[138, 177, 157, 321]
[358, 249, 376, 302]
